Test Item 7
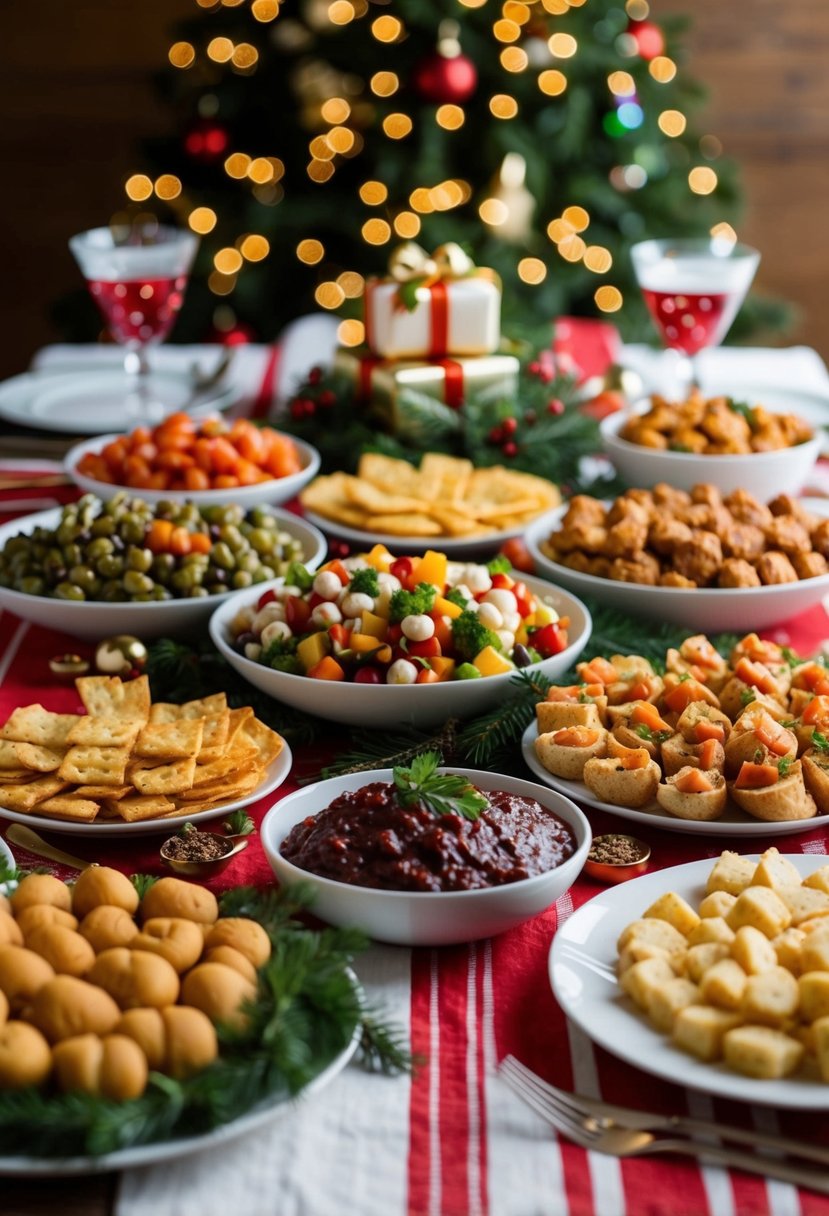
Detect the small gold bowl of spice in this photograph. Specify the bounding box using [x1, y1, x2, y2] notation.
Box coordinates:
[160, 822, 250, 879]
[583, 834, 650, 885]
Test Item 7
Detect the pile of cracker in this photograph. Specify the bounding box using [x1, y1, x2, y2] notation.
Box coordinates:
[0, 676, 284, 825]
[300, 452, 560, 539]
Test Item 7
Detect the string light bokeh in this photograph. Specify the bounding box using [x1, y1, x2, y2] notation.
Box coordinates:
[120, 0, 738, 342]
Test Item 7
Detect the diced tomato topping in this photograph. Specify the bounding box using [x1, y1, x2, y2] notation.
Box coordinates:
[320, 558, 350, 585]
[327, 623, 350, 649]
[619, 749, 650, 770]
[694, 720, 725, 744]
[390, 557, 416, 588]
[754, 714, 793, 757]
[490, 572, 515, 590]
[577, 656, 618, 686]
[546, 683, 604, 703]
[734, 657, 779, 696]
[697, 738, 720, 770]
[415, 668, 441, 684]
[631, 702, 671, 732]
[734, 761, 780, 789]
[552, 727, 601, 747]
[803, 696, 829, 726]
[674, 768, 714, 794]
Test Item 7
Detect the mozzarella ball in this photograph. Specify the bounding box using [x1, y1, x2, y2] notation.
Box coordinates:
[502, 610, 522, 634]
[260, 620, 292, 648]
[496, 630, 516, 653]
[464, 566, 492, 594]
[341, 592, 375, 619]
[387, 659, 419, 685]
[476, 602, 503, 631]
[401, 614, 435, 642]
[252, 601, 287, 635]
[377, 572, 402, 593]
[311, 602, 342, 629]
[483, 588, 518, 616]
[312, 570, 343, 600]
[244, 643, 263, 662]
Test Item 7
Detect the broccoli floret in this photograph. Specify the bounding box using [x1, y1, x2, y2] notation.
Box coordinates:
[450, 609, 501, 661]
[445, 586, 469, 609]
[262, 636, 300, 673]
[389, 582, 436, 622]
[348, 567, 380, 597]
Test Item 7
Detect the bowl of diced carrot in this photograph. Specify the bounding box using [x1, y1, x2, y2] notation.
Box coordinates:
[65, 413, 320, 508]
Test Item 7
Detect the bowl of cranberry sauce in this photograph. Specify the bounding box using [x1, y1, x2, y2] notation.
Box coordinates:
[262, 765, 591, 946]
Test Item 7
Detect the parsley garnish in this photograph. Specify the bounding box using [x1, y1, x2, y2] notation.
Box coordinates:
[223, 810, 255, 836]
[812, 730, 829, 753]
[782, 646, 803, 670]
[393, 751, 488, 821]
[740, 688, 757, 706]
[726, 398, 759, 430]
[778, 756, 794, 778]
[348, 567, 380, 598]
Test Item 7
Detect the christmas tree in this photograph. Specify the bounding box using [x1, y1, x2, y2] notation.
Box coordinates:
[89, 0, 756, 347]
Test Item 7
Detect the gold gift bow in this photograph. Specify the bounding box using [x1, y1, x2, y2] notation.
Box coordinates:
[384, 242, 499, 312]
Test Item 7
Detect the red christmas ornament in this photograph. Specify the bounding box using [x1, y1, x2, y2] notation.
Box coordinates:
[628, 20, 665, 60]
[184, 118, 229, 163]
[412, 49, 477, 105]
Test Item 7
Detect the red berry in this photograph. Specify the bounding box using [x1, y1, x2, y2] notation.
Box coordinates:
[289, 400, 305, 420]
[318, 390, 336, 407]
[502, 417, 518, 436]
[502, 441, 518, 458]
[488, 425, 503, 444]
[308, 366, 323, 385]
[547, 398, 565, 415]
[528, 360, 542, 377]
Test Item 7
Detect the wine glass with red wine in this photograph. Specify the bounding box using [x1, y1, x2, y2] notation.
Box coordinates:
[630, 236, 759, 393]
[70, 222, 198, 419]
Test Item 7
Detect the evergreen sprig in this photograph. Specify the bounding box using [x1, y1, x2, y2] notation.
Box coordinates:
[0, 885, 408, 1159]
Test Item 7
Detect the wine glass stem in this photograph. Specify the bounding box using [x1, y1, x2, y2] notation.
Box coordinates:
[123, 345, 157, 421]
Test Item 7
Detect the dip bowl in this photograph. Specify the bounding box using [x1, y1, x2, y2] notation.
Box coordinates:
[261, 767, 591, 946]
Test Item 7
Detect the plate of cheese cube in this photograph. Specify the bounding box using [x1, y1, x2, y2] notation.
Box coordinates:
[550, 849, 829, 1106]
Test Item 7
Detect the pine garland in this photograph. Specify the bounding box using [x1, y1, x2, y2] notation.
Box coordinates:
[281, 347, 605, 491]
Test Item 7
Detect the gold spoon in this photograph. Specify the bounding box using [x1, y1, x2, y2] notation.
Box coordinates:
[6, 824, 96, 871]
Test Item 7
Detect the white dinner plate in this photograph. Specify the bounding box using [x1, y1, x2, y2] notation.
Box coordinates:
[0, 741, 292, 837]
[303, 507, 537, 560]
[521, 721, 829, 838]
[524, 502, 829, 633]
[0, 368, 237, 435]
[0, 983, 360, 1175]
[549, 854, 829, 1108]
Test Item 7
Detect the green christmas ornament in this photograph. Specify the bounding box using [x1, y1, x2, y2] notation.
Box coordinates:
[95, 635, 148, 678]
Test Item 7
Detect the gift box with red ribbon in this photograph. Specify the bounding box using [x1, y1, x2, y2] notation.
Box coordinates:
[334, 347, 519, 427]
[363, 242, 501, 360]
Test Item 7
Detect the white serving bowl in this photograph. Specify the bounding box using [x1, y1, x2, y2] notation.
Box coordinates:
[0, 507, 326, 641]
[208, 571, 592, 729]
[65, 432, 321, 508]
[261, 767, 591, 946]
[600, 400, 823, 498]
[525, 506, 829, 633]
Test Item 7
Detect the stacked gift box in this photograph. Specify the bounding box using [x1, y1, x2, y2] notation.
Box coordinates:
[335, 242, 520, 431]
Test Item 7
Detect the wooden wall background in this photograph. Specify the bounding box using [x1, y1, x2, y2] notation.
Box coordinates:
[1, 0, 828, 380]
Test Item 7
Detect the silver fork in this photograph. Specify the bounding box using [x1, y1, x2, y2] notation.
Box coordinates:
[500, 1055, 829, 1167]
[499, 1056, 829, 1195]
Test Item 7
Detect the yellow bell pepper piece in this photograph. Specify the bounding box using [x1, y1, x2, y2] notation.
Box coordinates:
[473, 645, 515, 676]
[297, 631, 331, 671]
[417, 549, 448, 590]
[358, 611, 388, 640]
[434, 594, 463, 620]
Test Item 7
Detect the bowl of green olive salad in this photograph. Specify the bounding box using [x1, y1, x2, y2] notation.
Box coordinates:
[0, 493, 326, 640]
